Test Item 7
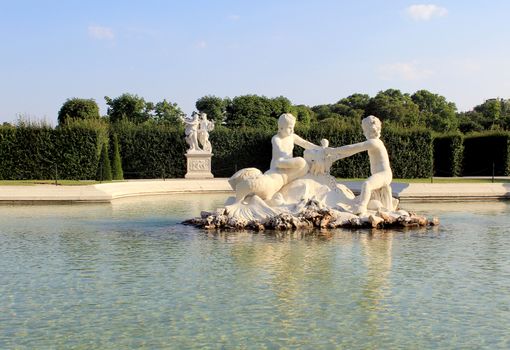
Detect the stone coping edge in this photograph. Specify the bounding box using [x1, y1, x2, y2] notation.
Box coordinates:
[0, 179, 508, 204]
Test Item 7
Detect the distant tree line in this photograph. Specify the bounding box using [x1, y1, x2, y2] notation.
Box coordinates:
[0, 89, 502, 181]
[55, 90, 510, 134]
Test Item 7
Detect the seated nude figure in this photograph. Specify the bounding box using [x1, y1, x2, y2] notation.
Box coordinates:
[327, 115, 393, 215]
[266, 113, 319, 183]
[229, 113, 319, 203]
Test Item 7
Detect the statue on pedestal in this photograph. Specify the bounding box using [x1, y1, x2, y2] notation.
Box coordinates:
[184, 111, 214, 179]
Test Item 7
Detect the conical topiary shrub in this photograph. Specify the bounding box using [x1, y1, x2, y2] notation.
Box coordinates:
[96, 142, 112, 181]
[111, 133, 124, 180]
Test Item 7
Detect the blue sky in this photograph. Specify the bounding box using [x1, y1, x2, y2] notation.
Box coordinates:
[1, 0, 509, 124]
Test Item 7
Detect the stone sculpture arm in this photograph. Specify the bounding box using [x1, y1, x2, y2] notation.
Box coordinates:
[327, 139, 375, 158]
[293, 134, 320, 150]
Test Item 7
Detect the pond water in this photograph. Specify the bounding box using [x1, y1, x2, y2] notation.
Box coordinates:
[0, 194, 509, 349]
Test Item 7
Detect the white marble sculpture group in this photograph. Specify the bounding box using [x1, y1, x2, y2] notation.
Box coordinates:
[187, 113, 436, 230]
[184, 111, 214, 153]
[184, 112, 215, 179]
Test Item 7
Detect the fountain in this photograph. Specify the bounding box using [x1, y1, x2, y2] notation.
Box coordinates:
[185, 113, 438, 230]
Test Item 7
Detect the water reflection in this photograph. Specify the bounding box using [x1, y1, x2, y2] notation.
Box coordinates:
[1, 195, 509, 349]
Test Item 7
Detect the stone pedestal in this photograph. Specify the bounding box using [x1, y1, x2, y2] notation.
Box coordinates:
[185, 152, 214, 179]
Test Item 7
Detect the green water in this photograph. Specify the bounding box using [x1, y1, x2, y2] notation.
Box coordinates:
[0, 195, 509, 349]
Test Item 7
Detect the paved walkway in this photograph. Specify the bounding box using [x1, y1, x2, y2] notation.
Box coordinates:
[0, 178, 508, 203]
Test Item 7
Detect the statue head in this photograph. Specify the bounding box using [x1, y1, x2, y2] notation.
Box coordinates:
[200, 112, 208, 120]
[362, 115, 381, 139]
[278, 113, 296, 137]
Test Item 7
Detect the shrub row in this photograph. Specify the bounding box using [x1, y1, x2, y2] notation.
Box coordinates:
[9, 121, 509, 180]
[462, 132, 510, 176]
[208, 122, 433, 179]
[433, 133, 464, 177]
[0, 121, 107, 180]
[111, 121, 187, 179]
[433, 131, 510, 176]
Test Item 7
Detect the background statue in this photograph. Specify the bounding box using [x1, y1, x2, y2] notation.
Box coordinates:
[184, 112, 201, 152]
[197, 112, 214, 153]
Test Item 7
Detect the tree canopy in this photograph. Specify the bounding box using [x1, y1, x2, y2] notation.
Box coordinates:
[55, 90, 509, 134]
[411, 90, 458, 132]
[58, 98, 100, 125]
[154, 99, 185, 125]
[365, 89, 420, 127]
[105, 93, 152, 124]
[224, 95, 293, 128]
[195, 95, 230, 124]
[105, 93, 184, 125]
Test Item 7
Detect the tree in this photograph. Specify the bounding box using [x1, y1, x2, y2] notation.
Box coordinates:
[96, 142, 112, 181]
[472, 98, 510, 130]
[411, 90, 458, 132]
[58, 98, 100, 125]
[154, 99, 185, 125]
[195, 95, 230, 124]
[365, 89, 420, 127]
[111, 133, 124, 180]
[458, 111, 485, 133]
[328, 93, 371, 121]
[105, 93, 153, 124]
[311, 104, 342, 121]
[293, 104, 315, 128]
[269, 96, 293, 118]
[337, 93, 371, 111]
[225, 95, 290, 128]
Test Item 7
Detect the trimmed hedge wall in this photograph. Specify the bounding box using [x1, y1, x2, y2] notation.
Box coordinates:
[462, 132, 510, 176]
[209, 123, 433, 179]
[112, 122, 186, 179]
[210, 127, 273, 177]
[0, 122, 106, 180]
[299, 123, 433, 178]
[0, 121, 435, 180]
[433, 133, 463, 177]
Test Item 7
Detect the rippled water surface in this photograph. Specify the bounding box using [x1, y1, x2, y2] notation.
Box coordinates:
[1, 195, 509, 349]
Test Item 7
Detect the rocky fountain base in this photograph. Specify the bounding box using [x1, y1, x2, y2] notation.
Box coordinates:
[184, 208, 438, 232]
[183, 176, 439, 232]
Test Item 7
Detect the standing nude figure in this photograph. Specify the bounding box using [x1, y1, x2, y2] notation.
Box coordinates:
[184, 112, 200, 152]
[327, 115, 393, 215]
[197, 112, 214, 152]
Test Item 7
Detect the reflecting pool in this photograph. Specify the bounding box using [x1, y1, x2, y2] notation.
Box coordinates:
[1, 195, 509, 349]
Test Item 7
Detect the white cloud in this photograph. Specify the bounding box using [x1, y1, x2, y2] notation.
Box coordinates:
[88, 25, 115, 40]
[406, 4, 448, 21]
[228, 14, 240, 21]
[195, 40, 207, 49]
[378, 61, 434, 81]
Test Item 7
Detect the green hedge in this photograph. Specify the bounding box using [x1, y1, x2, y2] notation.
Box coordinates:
[433, 133, 463, 177]
[382, 127, 434, 178]
[210, 127, 273, 177]
[209, 122, 433, 179]
[299, 122, 433, 178]
[0, 121, 435, 180]
[112, 121, 186, 179]
[0, 121, 106, 180]
[462, 132, 510, 176]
